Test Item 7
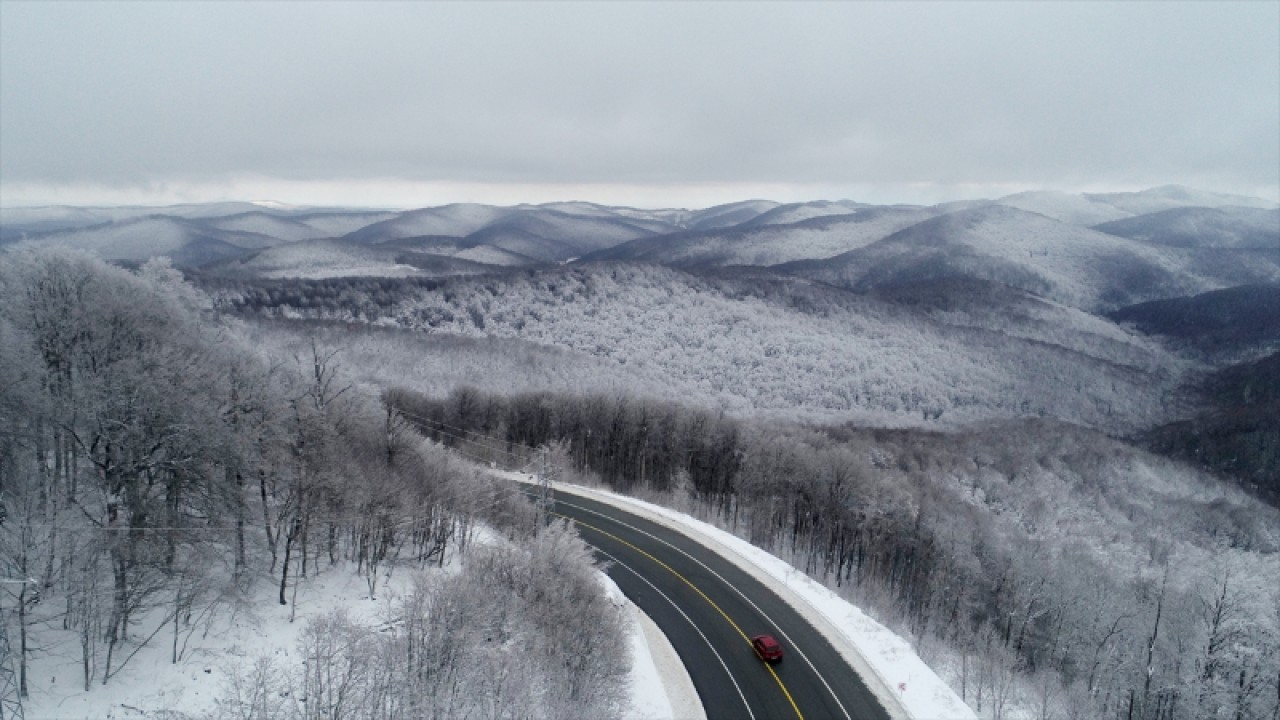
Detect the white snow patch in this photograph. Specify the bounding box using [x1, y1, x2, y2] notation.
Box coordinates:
[22, 568, 413, 720]
[261, 263, 424, 279]
[21, 547, 683, 720]
[599, 573, 707, 720]
[250, 200, 299, 210]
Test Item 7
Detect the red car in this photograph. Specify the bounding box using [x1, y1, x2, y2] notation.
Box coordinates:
[751, 634, 783, 663]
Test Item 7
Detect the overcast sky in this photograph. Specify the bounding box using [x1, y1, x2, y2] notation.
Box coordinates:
[2, 1, 1277, 208]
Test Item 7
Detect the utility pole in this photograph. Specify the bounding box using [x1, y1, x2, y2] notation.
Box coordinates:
[535, 446, 554, 523]
[0, 578, 32, 720]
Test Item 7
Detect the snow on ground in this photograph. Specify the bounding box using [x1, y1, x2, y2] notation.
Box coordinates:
[993, 190, 1131, 226]
[260, 263, 424, 279]
[21, 544, 685, 720]
[600, 574, 707, 720]
[529, 476, 977, 720]
[23, 568, 415, 720]
[746, 202, 859, 227]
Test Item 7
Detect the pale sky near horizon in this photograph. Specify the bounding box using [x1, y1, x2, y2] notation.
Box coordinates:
[1, 1, 1277, 209]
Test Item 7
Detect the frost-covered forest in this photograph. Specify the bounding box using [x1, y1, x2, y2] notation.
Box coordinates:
[3, 188, 1279, 720]
[0, 250, 628, 719]
[211, 264, 1187, 433]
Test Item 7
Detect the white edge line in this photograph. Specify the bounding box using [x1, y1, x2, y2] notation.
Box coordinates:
[625, 589, 709, 720]
[593, 544, 755, 720]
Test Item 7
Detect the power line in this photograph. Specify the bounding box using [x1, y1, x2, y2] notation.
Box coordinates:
[413, 424, 514, 459]
[389, 410, 563, 521]
[393, 409, 528, 456]
[398, 416, 546, 473]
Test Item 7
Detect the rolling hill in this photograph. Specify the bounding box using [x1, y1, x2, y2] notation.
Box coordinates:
[583, 206, 943, 268]
[1106, 284, 1280, 359]
[224, 263, 1186, 432]
[3, 216, 279, 266]
[739, 199, 864, 227]
[993, 190, 1133, 225]
[779, 204, 1280, 311]
[342, 204, 667, 263]
[1092, 206, 1280, 249]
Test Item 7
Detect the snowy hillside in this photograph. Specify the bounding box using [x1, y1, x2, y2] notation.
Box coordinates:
[284, 210, 399, 237]
[460, 209, 659, 260]
[587, 206, 943, 267]
[5, 216, 278, 265]
[377, 236, 538, 267]
[866, 275, 1174, 362]
[994, 190, 1133, 225]
[0, 201, 267, 229]
[740, 199, 863, 227]
[1087, 184, 1280, 214]
[683, 199, 781, 230]
[230, 238, 427, 279]
[988, 186, 1277, 228]
[342, 205, 662, 263]
[341, 203, 515, 241]
[536, 201, 688, 233]
[784, 204, 1280, 311]
[1092, 206, 1280, 249]
[6, 187, 1276, 276]
[291, 264, 1188, 431]
[203, 212, 339, 244]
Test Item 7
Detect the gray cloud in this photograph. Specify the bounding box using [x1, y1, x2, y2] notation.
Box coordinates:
[2, 2, 1276, 205]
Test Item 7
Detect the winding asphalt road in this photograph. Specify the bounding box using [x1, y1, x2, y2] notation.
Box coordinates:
[543, 487, 893, 720]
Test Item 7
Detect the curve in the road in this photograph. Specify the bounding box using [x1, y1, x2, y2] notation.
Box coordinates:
[566, 512, 804, 719]
[592, 542, 756, 719]
[543, 487, 892, 720]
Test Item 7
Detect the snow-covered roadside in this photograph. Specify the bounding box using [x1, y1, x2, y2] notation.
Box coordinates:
[531, 476, 976, 720]
[600, 574, 707, 720]
[21, 547, 679, 720]
[22, 569, 417, 720]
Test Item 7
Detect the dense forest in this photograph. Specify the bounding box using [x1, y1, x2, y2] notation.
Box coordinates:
[0, 250, 628, 719]
[210, 265, 1188, 434]
[387, 385, 1280, 720]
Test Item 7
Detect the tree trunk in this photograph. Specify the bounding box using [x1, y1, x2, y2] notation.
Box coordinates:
[18, 580, 29, 697]
[104, 549, 129, 685]
[279, 517, 299, 606]
[233, 470, 246, 576]
[1141, 570, 1168, 720]
[260, 472, 277, 571]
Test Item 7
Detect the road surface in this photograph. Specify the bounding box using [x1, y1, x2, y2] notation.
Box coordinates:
[543, 486, 893, 720]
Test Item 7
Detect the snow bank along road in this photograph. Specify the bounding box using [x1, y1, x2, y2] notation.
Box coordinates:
[526, 483, 895, 720]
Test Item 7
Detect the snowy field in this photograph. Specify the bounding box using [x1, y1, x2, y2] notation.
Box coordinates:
[19, 542, 695, 720]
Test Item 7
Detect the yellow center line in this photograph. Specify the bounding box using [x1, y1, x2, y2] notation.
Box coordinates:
[556, 511, 805, 720]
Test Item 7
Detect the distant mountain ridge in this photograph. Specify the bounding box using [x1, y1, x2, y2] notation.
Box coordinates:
[777, 204, 1278, 312]
[3, 187, 1275, 312]
[991, 185, 1278, 226]
[1106, 284, 1280, 357]
[1092, 207, 1280, 249]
